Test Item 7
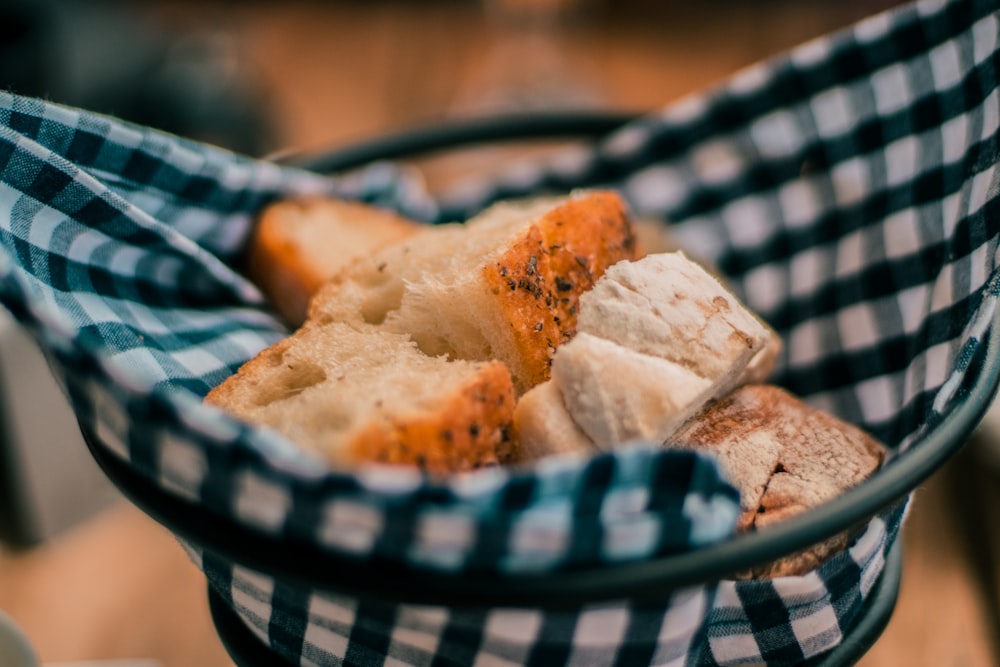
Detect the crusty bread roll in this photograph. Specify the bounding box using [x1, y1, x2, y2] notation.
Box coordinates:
[205, 321, 515, 473]
[309, 190, 637, 394]
[217, 189, 887, 578]
[246, 197, 424, 326]
[674, 384, 886, 577]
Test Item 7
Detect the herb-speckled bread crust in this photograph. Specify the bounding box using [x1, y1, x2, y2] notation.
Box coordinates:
[509, 251, 887, 578]
[205, 321, 516, 473]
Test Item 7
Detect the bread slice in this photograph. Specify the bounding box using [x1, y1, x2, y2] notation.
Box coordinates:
[550, 333, 714, 450]
[246, 197, 424, 326]
[577, 251, 774, 384]
[309, 190, 637, 394]
[205, 321, 516, 473]
[511, 380, 597, 462]
[674, 384, 886, 576]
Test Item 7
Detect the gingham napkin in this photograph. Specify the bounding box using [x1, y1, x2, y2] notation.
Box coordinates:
[2, 0, 999, 664]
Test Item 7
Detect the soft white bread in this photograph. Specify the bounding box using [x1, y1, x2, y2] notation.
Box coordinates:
[674, 384, 886, 576]
[211, 190, 635, 473]
[511, 380, 597, 462]
[204, 321, 516, 473]
[576, 251, 774, 383]
[602, 233, 783, 385]
[246, 197, 424, 326]
[513, 251, 780, 459]
[551, 333, 714, 450]
[309, 190, 638, 394]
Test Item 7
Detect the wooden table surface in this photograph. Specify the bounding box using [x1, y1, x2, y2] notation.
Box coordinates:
[1, 1, 998, 665]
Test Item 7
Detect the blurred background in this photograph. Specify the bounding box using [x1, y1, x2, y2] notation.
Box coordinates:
[0, 1, 997, 666]
[0, 0, 907, 157]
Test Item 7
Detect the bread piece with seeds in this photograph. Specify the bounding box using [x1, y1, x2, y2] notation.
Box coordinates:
[309, 190, 638, 394]
[205, 321, 515, 473]
[515, 251, 779, 458]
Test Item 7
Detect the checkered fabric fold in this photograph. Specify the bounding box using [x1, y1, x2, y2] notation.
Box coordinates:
[1, 0, 999, 664]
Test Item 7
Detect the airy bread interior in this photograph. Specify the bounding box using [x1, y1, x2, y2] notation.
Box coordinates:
[551, 332, 715, 449]
[210, 190, 635, 474]
[205, 321, 515, 472]
[214, 191, 888, 578]
[577, 251, 772, 382]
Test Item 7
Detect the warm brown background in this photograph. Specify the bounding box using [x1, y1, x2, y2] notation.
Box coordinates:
[1, 1, 998, 666]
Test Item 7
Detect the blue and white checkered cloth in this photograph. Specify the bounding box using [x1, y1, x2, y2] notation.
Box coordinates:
[1, 0, 999, 663]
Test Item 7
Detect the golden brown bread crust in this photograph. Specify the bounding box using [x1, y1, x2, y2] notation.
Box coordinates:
[484, 224, 558, 390]
[246, 197, 422, 326]
[300, 190, 637, 394]
[346, 361, 515, 474]
[485, 190, 638, 389]
[537, 190, 637, 343]
[212, 191, 635, 475]
[218, 191, 887, 578]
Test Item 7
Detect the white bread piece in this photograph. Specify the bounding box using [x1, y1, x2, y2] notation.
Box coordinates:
[674, 385, 886, 576]
[308, 222, 467, 328]
[618, 242, 783, 386]
[246, 197, 424, 326]
[513, 251, 780, 461]
[577, 252, 774, 383]
[204, 321, 516, 473]
[511, 380, 598, 462]
[309, 190, 638, 394]
[551, 333, 714, 450]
